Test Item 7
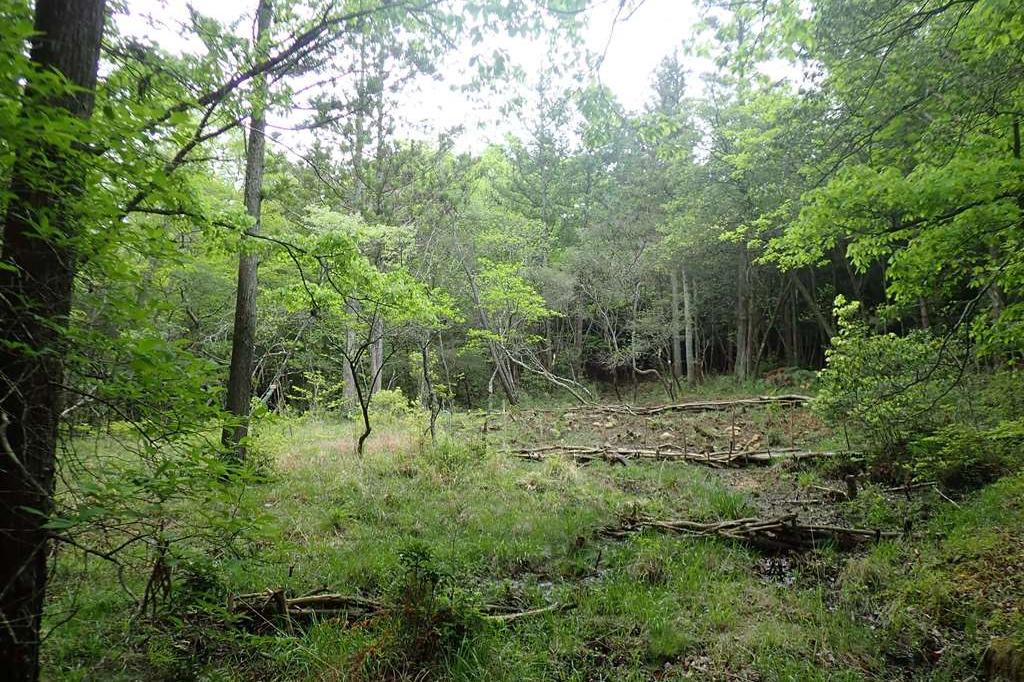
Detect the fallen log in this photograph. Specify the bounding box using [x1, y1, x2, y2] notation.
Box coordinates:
[563, 394, 811, 417]
[601, 512, 899, 552]
[508, 444, 843, 468]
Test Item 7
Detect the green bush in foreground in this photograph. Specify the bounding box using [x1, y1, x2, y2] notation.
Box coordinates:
[814, 298, 1023, 488]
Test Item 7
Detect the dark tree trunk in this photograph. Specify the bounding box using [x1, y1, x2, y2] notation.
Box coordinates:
[343, 300, 358, 405]
[223, 0, 272, 459]
[0, 1, 106, 677]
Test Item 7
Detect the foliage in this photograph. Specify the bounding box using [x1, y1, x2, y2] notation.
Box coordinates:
[839, 473, 1024, 678]
[367, 387, 419, 422]
[5, 0, 1024, 677]
[910, 420, 1024, 490]
[814, 298, 966, 456]
[358, 543, 483, 680]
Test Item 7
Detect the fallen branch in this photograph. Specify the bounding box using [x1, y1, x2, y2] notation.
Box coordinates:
[481, 602, 574, 622]
[229, 590, 384, 630]
[883, 480, 938, 494]
[563, 395, 811, 416]
[602, 512, 899, 552]
[508, 444, 843, 468]
[228, 589, 572, 630]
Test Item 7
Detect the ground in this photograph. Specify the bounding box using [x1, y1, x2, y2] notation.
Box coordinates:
[43, 387, 1024, 681]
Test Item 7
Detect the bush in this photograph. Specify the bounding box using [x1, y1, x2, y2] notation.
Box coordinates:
[815, 298, 966, 454]
[421, 437, 486, 481]
[910, 420, 1024, 490]
[368, 387, 420, 422]
[355, 544, 482, 679]
[814, 299, 1024, 489]
[813, 298, 980, 480]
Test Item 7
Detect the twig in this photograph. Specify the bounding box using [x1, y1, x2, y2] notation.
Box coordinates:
[482, 603, 574, 623]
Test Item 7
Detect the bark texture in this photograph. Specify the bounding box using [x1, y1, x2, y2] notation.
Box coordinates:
[223, 0, 272, 458]
[0, 1, 107, 677]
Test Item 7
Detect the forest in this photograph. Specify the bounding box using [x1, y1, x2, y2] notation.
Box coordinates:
[1, 0, 1023, 680]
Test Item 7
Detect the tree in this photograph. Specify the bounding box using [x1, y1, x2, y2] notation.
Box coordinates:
[222, 0, 273, 459]
[0, 1, 107, 676]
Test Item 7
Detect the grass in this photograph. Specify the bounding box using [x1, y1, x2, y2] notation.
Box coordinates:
[41, 401, 1024, 681]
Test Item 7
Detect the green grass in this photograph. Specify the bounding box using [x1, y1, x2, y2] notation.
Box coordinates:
[41, 409, 1024, 681]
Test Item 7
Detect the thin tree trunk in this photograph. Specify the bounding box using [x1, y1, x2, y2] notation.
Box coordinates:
[350, 357, 372, 455]
[784, 284, 799, 366]
[0, 2, 106, 677]
[919, 298, 931, 330]
[369, 316, 383, 396]
[793, 270, 835, 340]
[573, 309, 584, 378]
[681, 263, 696, 386]
[459, 254, 518, 404]
[670, 269, 682, 379]
[343, 300, 357, 405]
[734, 247, 751, 380]
[420, 342, 438, 441]
[487, 342, 519, 405]
[222, 0, 272, 459]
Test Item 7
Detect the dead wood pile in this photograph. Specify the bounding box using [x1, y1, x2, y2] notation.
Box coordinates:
[601, 512, 899, 552]
[227, 589, 569, 631]
[509, 444, 842, 468]
[563, 394, 811, 416]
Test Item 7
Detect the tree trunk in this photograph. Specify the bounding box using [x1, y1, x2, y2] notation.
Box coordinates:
[681, 263, 696, 386]
[0, 2, 106, 677]
[420, 341, 439, 441]
[487, 342, 519, 405]
[670, 269, 682, 379]
[784, 285, 799, 366]
[369, 316, 383, 396]
[342, 300, 358, 405]
[573, 310, 584, 378]
[222, 0, 272, 459]
[793, 270, 835, 341]
[734, 246, 751, 381]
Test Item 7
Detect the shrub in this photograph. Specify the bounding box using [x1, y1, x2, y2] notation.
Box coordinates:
[910, 420, 1024, 490]
[814, 300, 1024, 489]
[355, 544, 482, 679]
[368, 387, 420, 422]
[421, 437, 486, 481]
[813, 298, 980, 481]
[815, 298, 966, 454]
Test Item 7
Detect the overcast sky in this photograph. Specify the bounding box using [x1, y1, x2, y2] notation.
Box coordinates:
[118, 0, 707, 151]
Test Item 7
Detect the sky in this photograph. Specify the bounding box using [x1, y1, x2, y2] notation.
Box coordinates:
[585, 0, 703, 111]
[117, 0, 708, 152]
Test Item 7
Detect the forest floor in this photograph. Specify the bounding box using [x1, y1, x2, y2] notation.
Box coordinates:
[45, 387, 1024, 681]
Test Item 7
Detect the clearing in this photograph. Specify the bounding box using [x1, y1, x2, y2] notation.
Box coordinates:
[46, 391, 1024, 681]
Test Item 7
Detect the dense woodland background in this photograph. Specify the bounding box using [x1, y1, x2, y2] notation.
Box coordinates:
[1, 0, 1023, 680]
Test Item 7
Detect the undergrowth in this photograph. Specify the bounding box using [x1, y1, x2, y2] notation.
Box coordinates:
[41, 405, 1024, 681]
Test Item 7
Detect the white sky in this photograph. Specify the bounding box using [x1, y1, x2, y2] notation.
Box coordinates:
[117, 0, 709, 152]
